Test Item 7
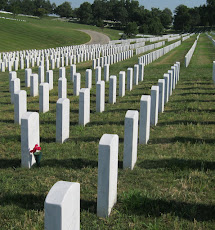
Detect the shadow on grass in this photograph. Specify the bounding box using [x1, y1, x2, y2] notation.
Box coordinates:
[0, 119, 14, 123]
[87, 120, 124, 126]
[81, 199, 97, 214]
[150, 136, 214, 145]
[176, 92, 215, 96]
[165, 108, 215, 113]
[42, 158, 97, 169]
[158, 120, 215, 126]
[138, 158, 215, 171]
[0, 159, 20, 168]
[121, 191, 215, 221]
[0, 193, 45, 211]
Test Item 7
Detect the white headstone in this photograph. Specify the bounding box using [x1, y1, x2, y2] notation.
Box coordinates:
[21, 112, 39, 168]
[163, 74, 169, 104]
[56, 98, 70, 143]
[133, 64, 139, 85]
[119, 71, 125, 97]
[45, 181, 80, 230]
[95, 66, 101, 83]
[74, 73, 81, 96]
[139, 63, 144, 82]
[139, 95, 151, 144]
[127, 68, 133, 91]
[38, 66, 44, 84]
[123, 110, 139, 170]
[79, 88, 90, 126]
[213, 61, 215, 83]
[158, 79, 165, 113]
[97, 134, 119, 218]
[39, 83, 49, 113]
[58, 77, 67, 99]
[85, 69, 92, 89]
[104, 64, 109, 82]
[96, 81, 105, 113]
[109, 75, 117, 104]
[11, 78, 20, 104]
[9, 71, 17, 92]
[30, 74, 38, 97]
[150, 86, 159, 126]
[14, 90, 27, 125]
[25, 69, 32, 87]
[46, 70, 53, 90]
[59, 67, 66, 79]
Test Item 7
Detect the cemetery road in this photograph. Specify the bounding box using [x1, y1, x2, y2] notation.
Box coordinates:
[79, 30, 110, 45]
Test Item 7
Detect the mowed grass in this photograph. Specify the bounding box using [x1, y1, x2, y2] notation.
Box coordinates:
[0, 34, 215, 229]
[0, 13, 121, 52]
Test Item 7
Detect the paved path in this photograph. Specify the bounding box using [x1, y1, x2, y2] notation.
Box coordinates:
[79, 29, 110, 45]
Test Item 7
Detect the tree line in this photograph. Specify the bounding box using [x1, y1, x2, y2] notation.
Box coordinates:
[1, 0, 215, 35]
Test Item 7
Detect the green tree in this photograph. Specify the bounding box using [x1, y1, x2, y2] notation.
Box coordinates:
[160, 8, 173, 29]
[124, 21, 138, 37]
[77, 2, 93, 24]
[55, 1, 73, 18]
[148, 17, 164, 35]
[174, 5, 191, 31]
[0, 0, 8, 10]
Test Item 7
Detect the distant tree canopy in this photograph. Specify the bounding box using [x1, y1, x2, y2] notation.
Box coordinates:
[1, 0, 215, 34]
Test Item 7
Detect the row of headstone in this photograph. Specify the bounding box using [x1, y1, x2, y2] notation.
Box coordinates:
[138, 40, 181, 66]
[92, 50, 134, 69]
[43, 61, 181, 229]
[167, 35, 181, 42]
[212, 61, 215, 83]
[206, 33, 215, 46]
[184, 34, 200, 67]
[136, 41, 165, 55]
[0, 37, 148, 72]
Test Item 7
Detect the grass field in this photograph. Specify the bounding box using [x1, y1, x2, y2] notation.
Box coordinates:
[0, 13, 121, 52]
[0, 34, 215, 229]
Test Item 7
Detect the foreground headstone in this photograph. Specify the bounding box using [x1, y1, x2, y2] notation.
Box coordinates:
[56, 98, 70, 143]
[39, 83, 49, 113]
[74, 73, 81, 96]
[119, 71, 125, 97]
[97, 134, 119, 218]
[158, 79, 165, 113]
[14, 90, 27, 125]
[96, 81, 105, 113]
[45, 181, 80, 230]
[139, 63, 144, 82]
[21, 112, 39, 168]
[127, 68, 133, 91]
[163, 74, 169, 104]
[150, 86, 159, 126]
[109, 75, 117, 104]
[95, 66, 101, 83]
[59, 67, 66, 78]
[133, 64, 139, 85]
[123, 110, 139, 170]
[58, 77, 67, 99]
[213, 61, 215, 83]
[46, 70, 53, 90]
[30, 74, 38, 97]
[25, 69, 32, 87]
[9, 71, 17, 92]
[139, 95, 151, 144]
[38, 66, 44, 84]
[79, 88, 90, 126]
[11, 78, 20, 104]
[85, 69, 92, 89]
[104, 64, 109, 81]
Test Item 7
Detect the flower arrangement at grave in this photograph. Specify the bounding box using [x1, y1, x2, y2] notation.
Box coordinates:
[30, 144, 42, 166]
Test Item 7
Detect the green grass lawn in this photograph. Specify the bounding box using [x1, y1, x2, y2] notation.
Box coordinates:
[0, 13, 121, 52]
[0, 34, 214, 229]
